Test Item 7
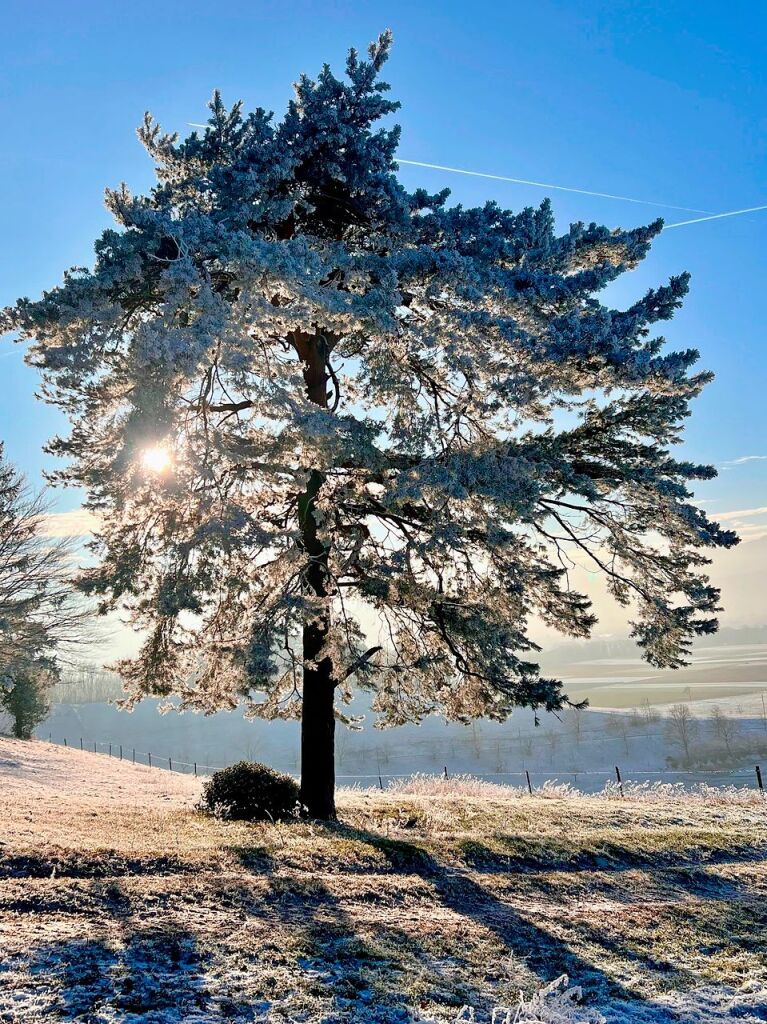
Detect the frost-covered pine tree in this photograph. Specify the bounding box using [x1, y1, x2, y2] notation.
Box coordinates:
[4, 34, 737, 818]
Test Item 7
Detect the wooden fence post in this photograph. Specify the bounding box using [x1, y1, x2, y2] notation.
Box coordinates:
[756, 765, 764, 797]
[615, 765, 625, 798]
[525, 769, 533, 795]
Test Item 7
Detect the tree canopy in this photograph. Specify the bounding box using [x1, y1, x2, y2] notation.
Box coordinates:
[3, 33, 737, 813]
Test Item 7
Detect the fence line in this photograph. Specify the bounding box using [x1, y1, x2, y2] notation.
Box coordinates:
[334, 767, 757, 779]
[46, 734, 221, 775]
[38, 733, 766, 793]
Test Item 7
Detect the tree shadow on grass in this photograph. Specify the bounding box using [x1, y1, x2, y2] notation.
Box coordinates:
[2, 878, 243, 1022]
[484, 857, 761, 908]
[0, 851, 188, 880]
[310, 823, 718, 1023]
[6, 822, 762, 1023]
[113, 927, 212, 1018]
[231, 847, 494, 1021]
[488, 832, 767, 874]
[518, 860, 767, 979]
[23, 938, 118, 1020]
[670, 894, 767, 962]
[13, 929, 214, 1021]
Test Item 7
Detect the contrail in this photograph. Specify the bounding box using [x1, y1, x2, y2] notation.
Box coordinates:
[396, 158, 713, 214]
[663, 205, 767, 229]
[186, 137, 765, 230]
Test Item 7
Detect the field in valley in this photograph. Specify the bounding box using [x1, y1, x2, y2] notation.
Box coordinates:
[544, 642, 767, 710]
[1, 737, 767, 1022]
[33, 636, 767, 789]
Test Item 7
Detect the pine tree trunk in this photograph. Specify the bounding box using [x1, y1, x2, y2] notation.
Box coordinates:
[299, 549, 336, 819]
[295, 332, 337, 820]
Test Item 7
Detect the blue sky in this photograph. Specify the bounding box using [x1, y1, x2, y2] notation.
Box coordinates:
[1, 1, 765, 565]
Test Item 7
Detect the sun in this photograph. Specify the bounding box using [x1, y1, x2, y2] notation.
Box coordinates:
[141, 445, 173, 474]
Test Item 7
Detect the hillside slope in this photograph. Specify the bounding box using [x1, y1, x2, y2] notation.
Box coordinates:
[1, 738, 767, 1022]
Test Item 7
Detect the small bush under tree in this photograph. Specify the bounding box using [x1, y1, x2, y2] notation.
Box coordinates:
[201, 761, 300, 821]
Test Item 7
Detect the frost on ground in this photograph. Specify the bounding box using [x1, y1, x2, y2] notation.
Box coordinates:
[388, 773, 767, 806]
[2, 739, 767, 1022]
[0, 735, 202, 807]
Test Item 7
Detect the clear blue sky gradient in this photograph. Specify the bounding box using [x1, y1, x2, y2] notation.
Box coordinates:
[2, 0, 765, 523]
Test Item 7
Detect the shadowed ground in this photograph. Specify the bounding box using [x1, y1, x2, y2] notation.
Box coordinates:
[1, 737, 767, 1021]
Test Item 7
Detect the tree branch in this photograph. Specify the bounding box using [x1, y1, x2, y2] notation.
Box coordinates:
[337, 645, 383, 684]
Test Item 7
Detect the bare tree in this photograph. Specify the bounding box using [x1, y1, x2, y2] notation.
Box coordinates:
[53, 662, 122, 704]
[546, 728, 559, 757]
[709, 705, 738, 754]
[606, 712, 631, 754]
[0, 445, 92, 740]
[666, 703, 698, 763]
[564, 707, 584, 745]
[641, 698, 661, 729]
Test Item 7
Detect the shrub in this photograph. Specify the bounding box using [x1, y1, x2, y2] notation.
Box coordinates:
[201, 761, 301, 821]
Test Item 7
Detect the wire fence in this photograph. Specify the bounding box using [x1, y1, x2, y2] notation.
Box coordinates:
[45, 735, 220, 777]
[40, 732, 767, 797]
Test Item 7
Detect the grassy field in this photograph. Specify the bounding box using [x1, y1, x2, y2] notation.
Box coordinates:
[1, 740, 767, 1022]
[554, 660, 767, 710]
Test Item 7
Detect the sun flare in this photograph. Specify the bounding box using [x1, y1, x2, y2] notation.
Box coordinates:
[141, 445, 173, 474]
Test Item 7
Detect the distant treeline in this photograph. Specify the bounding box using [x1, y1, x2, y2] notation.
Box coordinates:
[52, 664, 124, 704]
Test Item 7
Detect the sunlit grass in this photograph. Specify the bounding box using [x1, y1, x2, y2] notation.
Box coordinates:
[2, 739, 767, 1021]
